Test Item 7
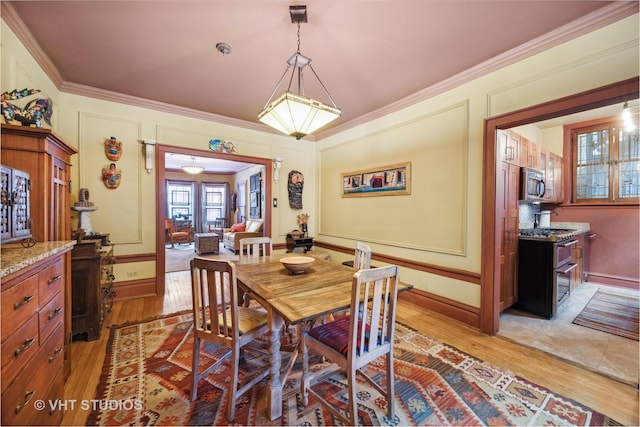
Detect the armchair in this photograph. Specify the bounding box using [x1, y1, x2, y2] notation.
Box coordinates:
[165, 219, 193, 247]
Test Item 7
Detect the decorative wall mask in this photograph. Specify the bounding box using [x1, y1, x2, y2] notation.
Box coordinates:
[288, 170, 304, 209]
[102, 163, 122, 189]
[1, 88, 52, 128]
[104, 136, 123, 161]
[209, 138, 236, 153]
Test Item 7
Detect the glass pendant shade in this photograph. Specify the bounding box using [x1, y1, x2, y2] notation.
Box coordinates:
[259, 7, 340, 139]
[182, 165, 204, 174]
[259, 91, 341, 140]
[181, 157, 204, 174]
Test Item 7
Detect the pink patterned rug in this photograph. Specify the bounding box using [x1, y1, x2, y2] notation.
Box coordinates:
[87, 312, 620, 426]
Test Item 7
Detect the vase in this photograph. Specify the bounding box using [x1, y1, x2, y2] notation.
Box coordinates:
[300, 223, 307, 237]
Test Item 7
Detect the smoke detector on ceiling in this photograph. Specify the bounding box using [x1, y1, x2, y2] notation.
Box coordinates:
[216, 42, 232, 55]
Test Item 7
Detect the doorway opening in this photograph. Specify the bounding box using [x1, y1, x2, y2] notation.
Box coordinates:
[155, 144, 273, 293]
[481, 77, 639, 335]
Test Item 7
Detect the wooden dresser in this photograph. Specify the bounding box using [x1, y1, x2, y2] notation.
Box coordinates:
[1, 241, 74, 426]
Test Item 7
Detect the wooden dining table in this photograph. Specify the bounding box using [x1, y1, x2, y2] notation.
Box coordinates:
[234, 255, 364, 420]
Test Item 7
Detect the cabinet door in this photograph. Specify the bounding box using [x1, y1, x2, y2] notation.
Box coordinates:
[0, 166, 31, 243]
[519, 137, 539, 168]
[497, 129, 520, 165]
[552, 152, 563, 202]
[1, 166, 10, 242]
[498, 161, 520, 310]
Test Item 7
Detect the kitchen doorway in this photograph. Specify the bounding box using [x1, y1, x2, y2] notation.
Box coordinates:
[482, 77, 639, 335]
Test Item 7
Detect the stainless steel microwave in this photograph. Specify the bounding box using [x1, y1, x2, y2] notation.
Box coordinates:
[520, 167, 545, 201]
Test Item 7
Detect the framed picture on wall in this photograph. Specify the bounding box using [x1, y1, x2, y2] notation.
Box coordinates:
[341, 162, 411, 197]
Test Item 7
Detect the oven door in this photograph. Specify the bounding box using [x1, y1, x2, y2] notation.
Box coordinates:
[555, 239, 578, 266]
[556, 261, 577, 311]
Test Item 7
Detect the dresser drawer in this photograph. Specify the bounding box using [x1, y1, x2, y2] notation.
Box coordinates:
[1, 323, 64, 426]
[29, 367, 64, 426]
[1, 314, 39, 394]
[38, 291, 64, 345]
[1, 275, 39, 343]
[38, 258, 64, 307]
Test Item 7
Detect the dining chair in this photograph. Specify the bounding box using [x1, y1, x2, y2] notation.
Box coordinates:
[354, 241, 372, 269]
[299, 265, 399, 426]
[189, 258, 270, 421]
[239, 236, 272, 259]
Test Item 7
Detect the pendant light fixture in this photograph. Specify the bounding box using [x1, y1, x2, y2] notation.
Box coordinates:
[181, 156, 204, 175]
[258, 5, 341, 140]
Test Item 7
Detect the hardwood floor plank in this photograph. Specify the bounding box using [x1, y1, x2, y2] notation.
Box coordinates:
[62, 272, 638, 426]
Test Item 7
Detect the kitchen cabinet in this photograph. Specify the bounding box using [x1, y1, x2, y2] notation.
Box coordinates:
[0, 124, 77, 243]
[519, 136, 539, 169]
[71, 239, 115, 341]
[539, 147, 563, 203]
[496, 129, 520, 165]
[0, 165, 32, 243]
[550, 151, 563, 202]
[498, 161, 520, 310]
[1, 247, 71, 425]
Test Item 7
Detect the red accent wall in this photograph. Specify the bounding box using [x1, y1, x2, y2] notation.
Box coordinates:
[553, 205, 639, 289]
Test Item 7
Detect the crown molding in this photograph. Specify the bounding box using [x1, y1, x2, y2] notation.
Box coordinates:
[1, 2, 64, 88]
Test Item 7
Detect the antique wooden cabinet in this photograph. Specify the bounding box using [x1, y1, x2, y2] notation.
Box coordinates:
[71, 239, 115, 341]
[0, 124, 77, 243]
[1, 245, 72, 425]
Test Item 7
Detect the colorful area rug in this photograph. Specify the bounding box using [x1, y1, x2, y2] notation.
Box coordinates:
[572, 289, 639, 341]
[87, 313, 619, 426]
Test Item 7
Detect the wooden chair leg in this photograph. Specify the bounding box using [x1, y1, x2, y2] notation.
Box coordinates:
[347, 366, 358, 426]
[191, 336, 200, 401]
[228, 345, 240, 420]
[386, 352, 395, 420]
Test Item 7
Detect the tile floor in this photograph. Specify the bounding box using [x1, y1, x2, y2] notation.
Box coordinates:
[499, 282, 639, 387]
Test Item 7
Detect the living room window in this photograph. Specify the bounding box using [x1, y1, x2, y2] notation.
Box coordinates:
[166, 180, 195, 224]
[572, 120, 639, 203]
[202, 183, 227, 226]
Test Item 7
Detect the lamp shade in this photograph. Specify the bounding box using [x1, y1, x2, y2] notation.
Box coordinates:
[258, 91, 341, 140]
[182, 165, 204, 174]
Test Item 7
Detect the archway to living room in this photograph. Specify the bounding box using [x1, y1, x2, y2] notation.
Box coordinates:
[154, 144, 273, 294]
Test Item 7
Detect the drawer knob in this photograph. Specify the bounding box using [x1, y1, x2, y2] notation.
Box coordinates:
[14, 338, 36, 357]
[15, 390, 35, 414]
[47, 274, 62, 285]
[49, 347, 63, 363]
[13, 295, 35, 309]
[48, 307, 62, 320]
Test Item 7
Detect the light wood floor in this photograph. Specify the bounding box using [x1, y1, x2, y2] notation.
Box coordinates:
[62, 271, 638, 426]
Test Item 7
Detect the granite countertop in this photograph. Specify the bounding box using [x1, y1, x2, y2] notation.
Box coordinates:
[1, 240, 75, 278]
[550, 222, 590, 234]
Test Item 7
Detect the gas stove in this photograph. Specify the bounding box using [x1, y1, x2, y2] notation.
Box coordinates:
[518, 228, 578, 243]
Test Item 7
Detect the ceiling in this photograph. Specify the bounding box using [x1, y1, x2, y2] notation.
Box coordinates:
[3, 1, 637, 173]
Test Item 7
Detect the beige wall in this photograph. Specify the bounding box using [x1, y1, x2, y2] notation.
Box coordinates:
[2, 14, 638, 305]
[315, 14, 639, 306]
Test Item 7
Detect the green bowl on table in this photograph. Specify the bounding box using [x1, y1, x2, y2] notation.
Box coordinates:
[280, 256, 315, 274]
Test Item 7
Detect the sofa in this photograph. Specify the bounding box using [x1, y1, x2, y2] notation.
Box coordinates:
[222, 219, 264, 253]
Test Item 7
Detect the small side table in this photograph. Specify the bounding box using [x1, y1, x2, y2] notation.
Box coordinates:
[194, 232, 220, 255]
[286, 234, 314, 253]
